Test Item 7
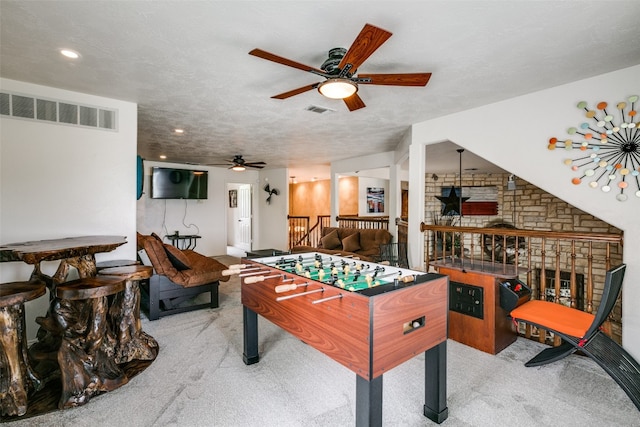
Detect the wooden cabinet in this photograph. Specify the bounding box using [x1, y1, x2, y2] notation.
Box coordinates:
[438, 265, 517, 355]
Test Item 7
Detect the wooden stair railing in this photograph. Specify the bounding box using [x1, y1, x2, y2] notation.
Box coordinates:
[336, 215, 389, 230]
[290, 215, 389, 249]
[289, 215, 330, 249]
[288, 215, 310, 249]
[396, 218, 408, 244]
[420, 222, 624, 345]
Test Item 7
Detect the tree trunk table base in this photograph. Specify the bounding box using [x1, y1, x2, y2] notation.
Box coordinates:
[1, 359, 154, 421]
[54, 276, 130, 409]
[0, 280, 47, 417]
[100, 265, 158, 364]
[0, 236, 160, 419]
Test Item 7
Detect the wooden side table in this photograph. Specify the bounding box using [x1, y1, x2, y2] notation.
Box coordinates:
[164, 234, 201, 250]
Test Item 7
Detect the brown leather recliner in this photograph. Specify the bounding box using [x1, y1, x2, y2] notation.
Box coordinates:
[137, 233, 229, 320]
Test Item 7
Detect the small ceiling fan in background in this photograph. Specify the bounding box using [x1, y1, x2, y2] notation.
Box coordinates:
[249, 23, 432, 111]
[207, 155, 266, 171]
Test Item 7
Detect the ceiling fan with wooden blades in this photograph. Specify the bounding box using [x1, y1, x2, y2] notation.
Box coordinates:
[207, 155, 266, 171]
[249, 23, 432, 111]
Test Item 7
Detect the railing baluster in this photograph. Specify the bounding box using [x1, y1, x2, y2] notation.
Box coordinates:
[524, 237, 534, 339]
[570, 240, 577, 309]
[587, 242, 593, 313]
[539, 238, 547, 344]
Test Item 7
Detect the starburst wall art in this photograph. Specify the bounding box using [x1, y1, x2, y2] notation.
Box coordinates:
[548, 95, 639, 201]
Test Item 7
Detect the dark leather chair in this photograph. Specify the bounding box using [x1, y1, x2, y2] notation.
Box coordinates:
[137, 233, 229, 320]
[510, 264, 640, 411]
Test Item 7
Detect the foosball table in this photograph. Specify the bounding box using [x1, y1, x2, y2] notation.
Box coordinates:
[234, 252, 449, 426]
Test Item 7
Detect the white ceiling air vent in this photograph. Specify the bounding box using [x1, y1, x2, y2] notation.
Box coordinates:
[0, 91, 117, 131]
[305, 105, 335, 114]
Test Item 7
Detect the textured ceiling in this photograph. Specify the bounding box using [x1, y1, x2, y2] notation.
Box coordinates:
[2, 1, 640, 181]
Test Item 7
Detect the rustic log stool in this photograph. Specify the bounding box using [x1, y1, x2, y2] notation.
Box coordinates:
[54, 275, 128, 409]
[99, 265, 158, 364]
[0, 280, 46, 417]
[96, 259, 139, 271]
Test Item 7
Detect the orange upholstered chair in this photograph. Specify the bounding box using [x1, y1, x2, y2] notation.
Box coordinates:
[510, 264, 639, 412]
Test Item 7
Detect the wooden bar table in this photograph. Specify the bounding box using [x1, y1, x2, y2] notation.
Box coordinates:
[0, 235, 128, 284]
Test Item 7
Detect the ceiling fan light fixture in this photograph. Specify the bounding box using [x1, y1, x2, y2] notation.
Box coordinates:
[232, 165, 246, 171]
[318, 78, 358, 99]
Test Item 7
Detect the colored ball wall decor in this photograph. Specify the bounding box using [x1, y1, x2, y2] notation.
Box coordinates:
[548, 95, 639, 201]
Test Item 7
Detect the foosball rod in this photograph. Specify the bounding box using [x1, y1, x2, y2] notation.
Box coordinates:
[274, 282, 310, 293]
[272, 256, 335, 270]
[244, 273, 284, 284]
[244, 274, 295, 284]
[223, 267, 263, 276]
[228, 264, 251, 270]
[239, 269, 274, 277]
[312, 293, 343, 304]
[276, 288, 323, 302]
[363, 270, 408, 284]
[294, 263, 381, 284]
[288, 261, 377, 277]
[271, 253, 336, 266]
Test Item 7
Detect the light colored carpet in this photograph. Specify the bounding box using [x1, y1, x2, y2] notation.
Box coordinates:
[6, 255, 639, 426]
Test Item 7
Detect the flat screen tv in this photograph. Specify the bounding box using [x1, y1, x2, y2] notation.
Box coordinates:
[150, 167, 208, 199]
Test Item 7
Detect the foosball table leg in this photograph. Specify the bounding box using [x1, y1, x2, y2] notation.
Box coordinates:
[355, 374, 383, 427]
[424, 341, 448, 424]
[242, 306, 259, 365]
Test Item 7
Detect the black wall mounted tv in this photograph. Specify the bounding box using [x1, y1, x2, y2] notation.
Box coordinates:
[150, 167, 208, 199]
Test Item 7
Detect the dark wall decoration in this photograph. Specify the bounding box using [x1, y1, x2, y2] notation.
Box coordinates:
[366, 187, 385, 213]
[436, 186, 498, 216]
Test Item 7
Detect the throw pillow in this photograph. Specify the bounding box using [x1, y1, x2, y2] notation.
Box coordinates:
[342, 232, 361, 253]
[320, 229, 341, 250]
[163, 244, 191, 271]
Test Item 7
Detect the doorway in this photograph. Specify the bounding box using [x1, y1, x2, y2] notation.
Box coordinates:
[227, 183, 252, 254]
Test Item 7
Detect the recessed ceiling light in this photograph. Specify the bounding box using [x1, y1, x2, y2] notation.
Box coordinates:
[174, 129, 184, 134]
[60, 49, 80, 59]
[159, 155, 167, 159]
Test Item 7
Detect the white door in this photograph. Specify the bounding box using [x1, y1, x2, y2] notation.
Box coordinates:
[237, 184, 252, 252]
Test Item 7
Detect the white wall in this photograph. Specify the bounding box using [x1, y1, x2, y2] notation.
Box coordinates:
[331, 151, 397, 226]
[0, 78, 137, 340]
[407, 65, 640, 358]
[257, 168, 289, 251]
[137, 160, 260, 256]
